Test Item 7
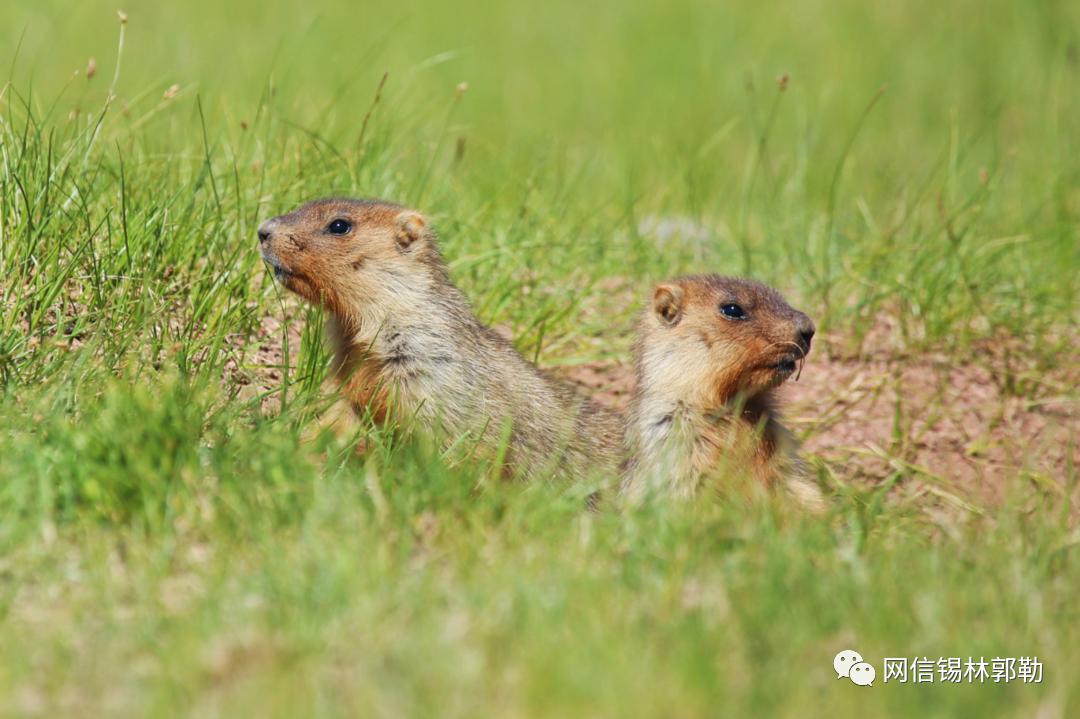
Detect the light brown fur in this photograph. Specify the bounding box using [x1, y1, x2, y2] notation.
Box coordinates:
[621, 274, 824, 509]
[258, 197, 622, 482]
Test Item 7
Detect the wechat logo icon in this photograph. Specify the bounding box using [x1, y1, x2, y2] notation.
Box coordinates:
[834, 649, 875, 686]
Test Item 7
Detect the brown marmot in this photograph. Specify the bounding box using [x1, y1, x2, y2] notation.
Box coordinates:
[620, 274, 824, 509]
[257, 197, 622, 483]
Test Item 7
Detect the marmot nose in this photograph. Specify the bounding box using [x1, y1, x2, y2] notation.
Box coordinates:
[257, 220, 274, 244]
[794, 314, 815, 353]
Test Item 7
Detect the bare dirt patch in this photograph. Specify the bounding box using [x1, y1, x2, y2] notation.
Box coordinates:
[224, 302, 307, 416]
[781, 355, 1078, 507]
[552, 339, 1078, 511]
[554, 360, 635, 411]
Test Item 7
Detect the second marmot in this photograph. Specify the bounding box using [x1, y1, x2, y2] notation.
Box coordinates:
[621, 274, 824, 509]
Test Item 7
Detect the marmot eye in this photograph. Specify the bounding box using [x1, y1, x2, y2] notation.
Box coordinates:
[719, 303, 747, 320]
[327, 219, 352, 235]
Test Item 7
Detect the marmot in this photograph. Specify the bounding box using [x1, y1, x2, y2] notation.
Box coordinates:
[621, 274, 824, 509]
[257, 197, 622, 482]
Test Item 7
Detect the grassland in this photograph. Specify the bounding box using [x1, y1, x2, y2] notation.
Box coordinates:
[1, 0, 1078, 716]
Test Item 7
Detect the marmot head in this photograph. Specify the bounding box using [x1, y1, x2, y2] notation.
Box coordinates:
[636, 274, 814, 407]
[257, 197, 446, 319]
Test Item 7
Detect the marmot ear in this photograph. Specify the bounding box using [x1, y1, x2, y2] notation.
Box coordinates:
[394, 211, 427, 250]
[653, 284, 684, 325]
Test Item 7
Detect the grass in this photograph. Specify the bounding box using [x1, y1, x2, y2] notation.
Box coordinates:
[1, 0, 1078, 715]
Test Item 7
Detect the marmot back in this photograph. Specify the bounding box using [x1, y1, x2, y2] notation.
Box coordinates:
[258, 197, 622, 483]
